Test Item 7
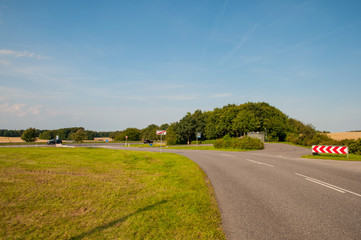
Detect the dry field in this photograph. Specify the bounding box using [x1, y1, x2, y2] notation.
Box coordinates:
[327, 132, 361, 141]
[0, 137, 48, 143]
[0, 137, 112, 143]
[92, 137, 112, 142]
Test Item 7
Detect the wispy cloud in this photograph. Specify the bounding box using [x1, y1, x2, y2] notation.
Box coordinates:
[200, 0, 229, 61]
[0, 49, 47, 59]
[157, 95, 197, 101]
[284, 21, 361, 50]
[0, 59, 10, 66]
[210, 93, 232, 98]
[219, 22, 262, 65]
[0, 103, 42, 117]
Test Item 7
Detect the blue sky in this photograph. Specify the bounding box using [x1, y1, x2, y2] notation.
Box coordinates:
[0, 0, 360, 132]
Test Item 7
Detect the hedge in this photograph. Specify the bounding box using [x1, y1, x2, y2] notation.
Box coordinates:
[214, 137, 264, 150]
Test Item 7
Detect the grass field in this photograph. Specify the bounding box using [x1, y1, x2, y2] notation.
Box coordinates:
[302, 153, 361, 161]
[130, 144, 253, 152]
[0, 148, 225, 239]
[166, 145, 252, 151]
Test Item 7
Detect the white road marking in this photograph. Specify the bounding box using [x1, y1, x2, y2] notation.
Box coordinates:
[305, 178, 345, 193]
[247, 159, 274, 168]
[295, 173, 361, 197]
[220, 154, 235, 158]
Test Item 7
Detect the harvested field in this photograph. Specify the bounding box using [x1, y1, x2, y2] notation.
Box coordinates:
[0, 137, 47, 143]
[0, 137, 111, 143]
[327, 132, 361, 141]
[93, 137, 112, 142]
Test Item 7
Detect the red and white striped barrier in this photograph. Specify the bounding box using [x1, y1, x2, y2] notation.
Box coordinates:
[312, 145, 348, 155]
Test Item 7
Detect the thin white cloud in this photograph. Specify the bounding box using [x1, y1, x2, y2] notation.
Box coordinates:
[157, 95, 197, 101]
[0, 86, 39, 100]
[211, 93, 232, 98]
[0, 49, 47, 59]
[284, 21, 361, 51]
[201, 0, 229, 61]
[0, 59, 10, 66]
[219, 22, 262, 65]
[0, 103, 42, 117]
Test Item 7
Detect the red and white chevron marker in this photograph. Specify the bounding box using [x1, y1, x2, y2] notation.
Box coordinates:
[312, 145, 348, 155]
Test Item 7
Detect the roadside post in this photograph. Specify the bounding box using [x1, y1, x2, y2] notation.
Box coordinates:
[125, 136, 128, 147]
[196, 133, 201, 149]
[156, 130, 167, 153]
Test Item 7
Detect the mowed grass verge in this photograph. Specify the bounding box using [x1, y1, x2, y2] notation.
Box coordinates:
[0, 148, 225, 239]
[130, 144, 252, 151]
[302, 153, 361, 161]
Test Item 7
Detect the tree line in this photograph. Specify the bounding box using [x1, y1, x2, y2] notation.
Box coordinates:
[111, 102, 297, 144]
[0, 128, 113, 139]
[4, 102, 361, 154]
[0, 102, 326, 144]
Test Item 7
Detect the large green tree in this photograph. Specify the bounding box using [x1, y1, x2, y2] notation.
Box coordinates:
[165, 123, 178, 145]
[232, 110, 260, 137]
[21, 128, 37, 142]
[177, 112, 196, 144]
[114, 128, 141, 141]
[141, 124, 159, 140]
[71, 129, 87, 143]
[39, 130, 56, 140]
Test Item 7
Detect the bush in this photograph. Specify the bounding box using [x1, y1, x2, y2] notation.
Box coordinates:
[21, 128, 37, 142]
[71, 129, 87, 143]
[213, 139, 223, 149]
[286, 131, 361, 155]
[213, 137, 264, 150]
[238, 137, 264, 150]
[340, 139, 361, 155]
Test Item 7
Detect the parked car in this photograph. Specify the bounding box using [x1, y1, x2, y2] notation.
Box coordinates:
[143, 139, 153, 144]
[47, 139, 62, 144]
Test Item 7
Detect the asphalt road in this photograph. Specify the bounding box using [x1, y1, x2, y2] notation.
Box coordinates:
[99, 143, 361, 240]
[3, 143, 361, 239]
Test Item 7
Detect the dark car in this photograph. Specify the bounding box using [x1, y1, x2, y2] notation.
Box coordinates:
[47, 139, 62, 145]
[143, 139, 153, 144]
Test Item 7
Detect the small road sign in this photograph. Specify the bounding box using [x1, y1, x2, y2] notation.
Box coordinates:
[197, 133, 201, 138]
[156, 130, 167, 135]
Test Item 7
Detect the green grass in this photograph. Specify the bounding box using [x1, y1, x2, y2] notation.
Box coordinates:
[130, 144, 252, 152]
[0, 142, 48, 145]
[167, 145, 257, 152]
[302, 153, 361, 161]
[271, 142, 311, 149]
[167, 146, 217, 150]
[0, 148, 225, 239]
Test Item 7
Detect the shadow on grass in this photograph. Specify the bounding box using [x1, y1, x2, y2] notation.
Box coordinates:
[70, 200, 168, 240]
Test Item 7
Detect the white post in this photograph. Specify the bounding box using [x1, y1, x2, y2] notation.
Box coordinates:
[160, 135, 162, 153]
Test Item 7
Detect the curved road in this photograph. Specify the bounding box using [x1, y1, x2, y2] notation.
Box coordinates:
[4, 143, 360, 239]
[100, 143, 361, 239]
